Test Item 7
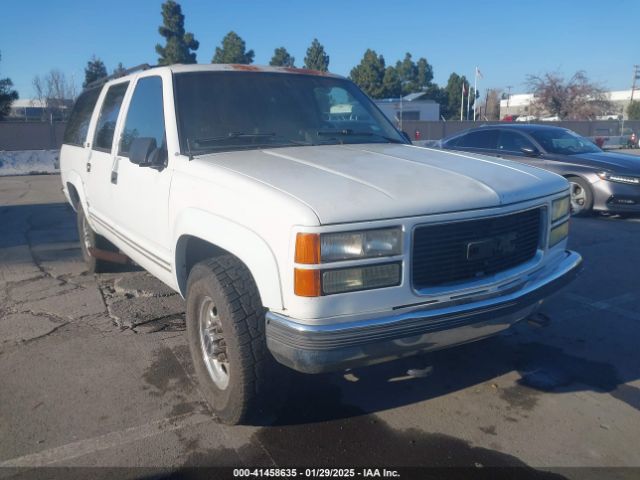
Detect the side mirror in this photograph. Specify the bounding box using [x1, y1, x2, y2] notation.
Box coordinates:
[129, 137, 165, 167]
[400, 131, 412, 143]
[521, 146, 540, 156]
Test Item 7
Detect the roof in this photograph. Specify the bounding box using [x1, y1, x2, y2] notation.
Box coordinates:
[492, 123, 567, 131]
[168, 63, 343, 79]
[88, 63, 344, 91]
[445, 123, 568, 140]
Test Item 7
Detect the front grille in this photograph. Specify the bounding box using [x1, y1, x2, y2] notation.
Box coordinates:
[412, 208, 542, 289]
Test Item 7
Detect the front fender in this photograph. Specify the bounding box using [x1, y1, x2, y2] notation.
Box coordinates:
[173, 208, 283, 310]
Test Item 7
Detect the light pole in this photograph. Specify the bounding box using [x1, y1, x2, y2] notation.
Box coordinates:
[506, 85, 513, 118]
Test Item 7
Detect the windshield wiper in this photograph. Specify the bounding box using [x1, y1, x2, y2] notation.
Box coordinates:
[186, 133, 310, 158]
[193, 132, 277, 145]
[316, 129, 403, 144]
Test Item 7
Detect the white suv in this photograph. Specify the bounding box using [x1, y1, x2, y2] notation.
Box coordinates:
[60, 64, 582, 424]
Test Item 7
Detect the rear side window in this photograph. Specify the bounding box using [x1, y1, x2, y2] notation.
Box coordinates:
[93, 82, 129, 152]
[119, 76, 166, 157]
[498, 130, 535, 153]
[63, 88, 101, 146]
[456, 130, 499, 150]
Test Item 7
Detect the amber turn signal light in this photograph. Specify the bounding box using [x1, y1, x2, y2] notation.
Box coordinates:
[294, 268, 321, 297]
[295, 233, 320, 264]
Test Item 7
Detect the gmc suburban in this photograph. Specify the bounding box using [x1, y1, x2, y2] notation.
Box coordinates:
[60, 64, 582, 424]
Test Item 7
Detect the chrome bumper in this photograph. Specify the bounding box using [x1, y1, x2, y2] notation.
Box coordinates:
[266, 251, 582, 373]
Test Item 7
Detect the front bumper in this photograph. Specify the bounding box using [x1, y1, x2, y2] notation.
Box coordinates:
[266, 250, 582, 373]
[593, 180, 640, 213]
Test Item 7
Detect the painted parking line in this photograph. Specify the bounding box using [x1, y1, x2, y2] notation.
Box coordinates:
[0, 412, 214, 467]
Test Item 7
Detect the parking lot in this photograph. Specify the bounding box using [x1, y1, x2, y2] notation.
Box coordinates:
[1, 174, 639, 478]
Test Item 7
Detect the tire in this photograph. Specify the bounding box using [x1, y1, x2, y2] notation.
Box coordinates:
[567, 176, 594, 217]
[76, 204, 118, 273]
[185, 255, 287, 425]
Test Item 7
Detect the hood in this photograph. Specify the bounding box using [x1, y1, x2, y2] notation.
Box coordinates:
[198, 144, 568, 224]
[546, 151, 640, 174]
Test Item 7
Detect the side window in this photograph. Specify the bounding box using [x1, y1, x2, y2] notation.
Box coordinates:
[63, 88, 101, 146]
[456, 130, 499, 150]
[498, 131, 535, 154]
[119, 76, 166, 160]
[93, 82, 129, 152]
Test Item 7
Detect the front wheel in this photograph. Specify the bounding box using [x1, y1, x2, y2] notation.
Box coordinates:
[185, 255, 287, 425]
[567, 176, 594, 217]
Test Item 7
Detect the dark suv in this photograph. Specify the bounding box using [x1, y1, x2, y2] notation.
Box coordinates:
[441, 124, 640, 216]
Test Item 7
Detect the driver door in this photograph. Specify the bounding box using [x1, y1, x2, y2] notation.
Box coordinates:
[497, 130, 546, 168]
[107, 73, 173, 283]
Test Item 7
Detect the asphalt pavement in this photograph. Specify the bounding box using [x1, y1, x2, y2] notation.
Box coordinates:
[1, 175, 639, 479]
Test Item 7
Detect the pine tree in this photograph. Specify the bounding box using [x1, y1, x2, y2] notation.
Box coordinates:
[381, 67, 401, 98]
[113, 62, 127, 77]
[350, 49, 386, 99]
[155, 0, 199, 65]
[269, 47, 295, 67]
[395, 53, 433, 95]
[416, 57, 433, 90]
[303, 39, 329, 72]
[0, 52, 18, 120]
[211, 31, 254, 64]
[83, 55, 107, 88]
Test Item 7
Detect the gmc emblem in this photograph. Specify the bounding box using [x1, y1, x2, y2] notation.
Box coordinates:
[466, 232, 518, 261]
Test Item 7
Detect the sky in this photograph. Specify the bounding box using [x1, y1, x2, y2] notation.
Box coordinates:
[1, 0, 639, 99]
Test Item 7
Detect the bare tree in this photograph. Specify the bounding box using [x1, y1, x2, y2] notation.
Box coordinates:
[32, 69, 77, 121]
[484, 89, 501, 120]
[526, 71, 613, 120]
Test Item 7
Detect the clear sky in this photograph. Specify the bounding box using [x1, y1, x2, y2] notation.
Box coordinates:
[1, 0, 638, 99]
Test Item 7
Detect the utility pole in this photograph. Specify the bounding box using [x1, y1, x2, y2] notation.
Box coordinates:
[622, 65, 639, 135]
[631, 65, 639, 103]
[505, 85, 513, 118]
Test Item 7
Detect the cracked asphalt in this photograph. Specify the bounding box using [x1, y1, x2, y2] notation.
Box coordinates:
[1, 175, 640, 478]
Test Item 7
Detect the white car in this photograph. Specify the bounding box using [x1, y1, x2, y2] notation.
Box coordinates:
[60, 64, 582, 424]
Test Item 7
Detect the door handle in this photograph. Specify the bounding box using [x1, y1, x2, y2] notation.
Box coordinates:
[86, 162, 91, 172]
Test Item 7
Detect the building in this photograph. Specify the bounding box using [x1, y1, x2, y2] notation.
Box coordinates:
[499, 89, 636, 120]
[374, 92, 440, 125]
[7, 98, 71, 122]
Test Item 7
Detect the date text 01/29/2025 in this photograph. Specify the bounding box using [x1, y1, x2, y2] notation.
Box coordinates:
[232, 468, 400, 478]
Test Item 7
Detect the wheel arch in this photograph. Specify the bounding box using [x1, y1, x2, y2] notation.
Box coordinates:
[173, 210, 283, 310]
[63, 171, 89, 213]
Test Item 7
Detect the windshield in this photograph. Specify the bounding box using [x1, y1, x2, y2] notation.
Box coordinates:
[174, 71, 405, 155]
[529, 129, 602, 155]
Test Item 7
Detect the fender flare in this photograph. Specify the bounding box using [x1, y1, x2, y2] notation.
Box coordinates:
[173, 208, 283, 309]
[64, 170, 89, 213]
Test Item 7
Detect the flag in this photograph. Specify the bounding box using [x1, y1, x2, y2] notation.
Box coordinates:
[476, 67, 483, 79]
[462, 83, 467, 96]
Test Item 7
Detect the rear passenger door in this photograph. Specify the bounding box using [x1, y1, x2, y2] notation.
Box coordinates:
[85, 81, 129, 227]
[108, 74, 173, 281]
[497, 130, 545, 168]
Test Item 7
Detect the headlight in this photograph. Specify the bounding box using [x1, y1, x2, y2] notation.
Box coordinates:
[597, 172, 640, 185]
[551, 196, 570, 222]
[322, 263, 401, 295]
[549, 220, 569, 247]
[320, 227, 402, 262]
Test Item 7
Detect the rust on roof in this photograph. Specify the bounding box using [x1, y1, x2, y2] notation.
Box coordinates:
[282, 67, 330, 77]
[228, 64, 262, 71]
